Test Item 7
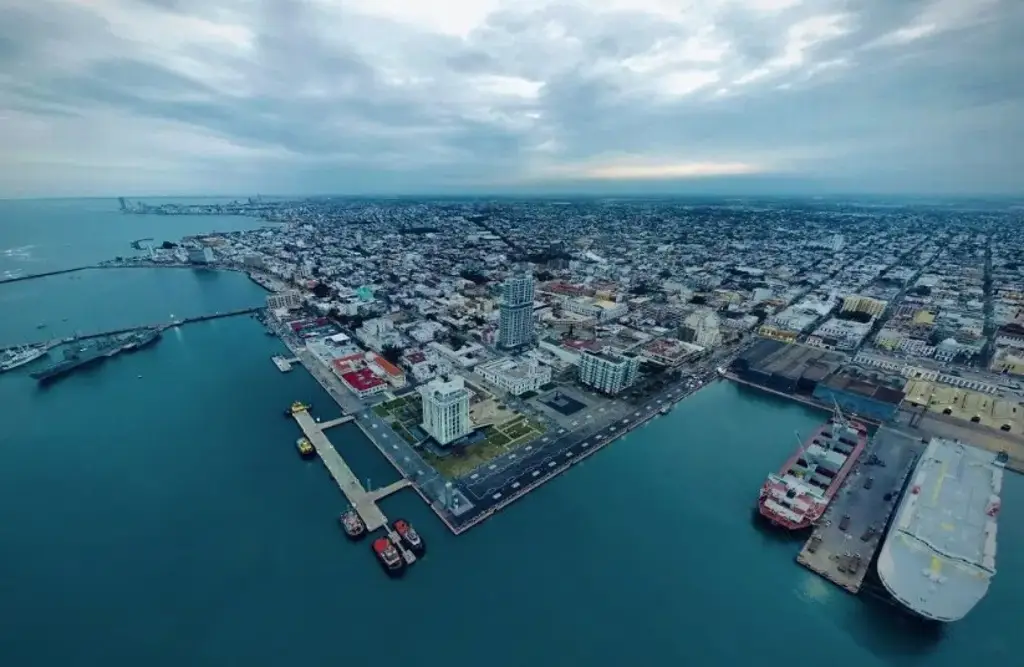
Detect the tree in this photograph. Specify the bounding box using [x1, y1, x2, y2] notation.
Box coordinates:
[311, 282, 331, 299]
[381, 344, 403, 365]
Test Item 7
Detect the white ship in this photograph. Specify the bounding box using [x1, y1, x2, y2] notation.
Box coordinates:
[876, 437, 1003, 622]
[0, 346, 47, 372]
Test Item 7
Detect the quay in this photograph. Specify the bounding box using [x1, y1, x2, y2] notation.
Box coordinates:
[289, 408, 415, 563]
[272, 355, 299, 372]
[796, 427, 926, 593]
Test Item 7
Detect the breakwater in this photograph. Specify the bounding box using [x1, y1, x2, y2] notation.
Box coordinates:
[1, 307, 262, 353]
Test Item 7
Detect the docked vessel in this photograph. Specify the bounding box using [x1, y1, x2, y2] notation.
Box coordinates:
[0, 346, 47, 372]
[758, 407, 868, 530]
[283, 401, 311, 417]
[371, 536, 405, 576]
[876, 438, 1003, 622]
[339, 509, 366, 540]
[659, 405, 671, 416]
[122, 328, 162, 352]
[31, 340, 119, 384]
[392, 519, 425, 555]
[296, 437, 315, 459]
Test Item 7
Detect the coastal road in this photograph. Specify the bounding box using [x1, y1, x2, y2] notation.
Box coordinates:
[461, 377, 713, 502]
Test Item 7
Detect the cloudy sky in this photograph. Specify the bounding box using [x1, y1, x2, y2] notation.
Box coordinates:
[1, 0, 1021, 197]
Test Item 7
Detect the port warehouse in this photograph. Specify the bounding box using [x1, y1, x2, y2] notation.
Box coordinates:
[731, 339, 905, 423]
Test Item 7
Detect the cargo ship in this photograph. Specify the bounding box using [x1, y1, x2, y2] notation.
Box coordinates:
[0, 346, 47, 373]
[392, 519, 425, 555]
[758, 407, 868, 530]
[876, 438, 1003, 622]
[371, 536, 405, 577]
[31, 341, 120, 384]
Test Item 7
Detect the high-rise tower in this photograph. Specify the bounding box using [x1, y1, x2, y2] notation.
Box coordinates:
[498, 268, 535, 349]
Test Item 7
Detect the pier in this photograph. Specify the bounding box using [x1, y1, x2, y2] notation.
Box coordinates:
[1, 307, 262, 353]
[272, 355, 300, 372]
[796, 427, 926, 593]
[290, 407, 413, 561]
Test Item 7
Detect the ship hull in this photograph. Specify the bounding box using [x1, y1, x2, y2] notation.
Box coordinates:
[757, 417, 868, 532]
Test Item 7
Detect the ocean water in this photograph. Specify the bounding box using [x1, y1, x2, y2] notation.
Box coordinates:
[0, 199, 1018, 667]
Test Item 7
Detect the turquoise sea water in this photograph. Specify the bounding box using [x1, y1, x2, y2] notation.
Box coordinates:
[0, 199, 1018, 666]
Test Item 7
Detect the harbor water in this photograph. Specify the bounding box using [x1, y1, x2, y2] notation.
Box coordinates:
[0, 199, 1020, 666]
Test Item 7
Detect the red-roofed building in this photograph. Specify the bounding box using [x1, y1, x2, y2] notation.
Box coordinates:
[340, 368, 387, 398]
[371, 354, 407, 388]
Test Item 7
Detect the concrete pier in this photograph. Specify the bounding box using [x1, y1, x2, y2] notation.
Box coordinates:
[797, 427, 925, 593]
[291, 409, 390, 532]
[368, 479, 412, 502]
[318, 415, 354, 430]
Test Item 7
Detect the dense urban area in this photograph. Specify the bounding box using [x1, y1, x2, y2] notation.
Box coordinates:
[6, 195, 1019, 609]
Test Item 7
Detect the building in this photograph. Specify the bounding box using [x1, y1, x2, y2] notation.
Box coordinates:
[842, 295, 886, 318]
[370, 354, 407, 389]
[420, 375, 473, 445]
[477, 357, 552, 396]
[563, 296, 628, 322]
[266, 290, 302, 310]
[338, 368, 387, 398]
[682, 309, 722, 347]
[578, 349, 640, 395]
[641, 338, 703, 367]
[498, 269, 535, 349]
[187, 246, 215, 264]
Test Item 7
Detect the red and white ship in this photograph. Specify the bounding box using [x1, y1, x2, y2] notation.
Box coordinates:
[758, 406, 868, 530]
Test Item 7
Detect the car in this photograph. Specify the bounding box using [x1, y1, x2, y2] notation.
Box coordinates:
[839, 515, 851, 531]
[863, 476, 874, 490]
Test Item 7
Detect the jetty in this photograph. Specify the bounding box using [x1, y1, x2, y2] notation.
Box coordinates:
[272, 355, 300, 372]
[289, 408, 416, 563]
[0, 307, 261, 354]
[796, 427, 925, 593]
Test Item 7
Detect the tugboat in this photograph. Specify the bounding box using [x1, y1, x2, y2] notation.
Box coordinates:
[296, 437, 315, 459]
[339, 509, 367, 540]
[371, 536, 405, 577]
[283, 401, 311, 417]
[392, 519, 425, 555]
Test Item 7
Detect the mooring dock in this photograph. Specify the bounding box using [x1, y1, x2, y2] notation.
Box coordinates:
[290, 408, 413, 564]
[797, 427, 926, 593]
[272, 355, 299, 372]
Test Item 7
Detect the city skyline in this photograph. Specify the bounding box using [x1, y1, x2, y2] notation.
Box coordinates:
[1, 0, 1022, 198]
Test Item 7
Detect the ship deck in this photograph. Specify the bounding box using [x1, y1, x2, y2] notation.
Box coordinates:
[797, 427, 927, 593]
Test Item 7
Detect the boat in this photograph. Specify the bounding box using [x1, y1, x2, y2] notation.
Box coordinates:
[757, 404, 868, 531]
[659, 405, 671, 416]
[371, 536, 405, 576]
[0, 346, 48, 372]
[123, 328, 162, 352]
[392, 519, 425, 555]
[876, 438, 1003, 622]
[283, 401, 311, 417]
[339, 509, 366, 540]
[31, 340, 120, 384]
[296, 437, 315, 459]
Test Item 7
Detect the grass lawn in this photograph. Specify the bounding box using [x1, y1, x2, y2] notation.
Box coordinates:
[424, 420, 547, 479]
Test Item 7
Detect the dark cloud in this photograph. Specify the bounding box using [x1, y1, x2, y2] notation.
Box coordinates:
[1, 0, 1022, 196]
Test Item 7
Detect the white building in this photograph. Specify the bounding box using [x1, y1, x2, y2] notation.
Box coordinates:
[499, 269, 536, 349]
[564, 296, 628, 322]
[187, 246, 215, 264]
[578, 350, 640, 395]
[420, 375, 473, 446]
[477, 357, 552, 396]
[266, 290, 302, 310]
[683, 309, 722, 348]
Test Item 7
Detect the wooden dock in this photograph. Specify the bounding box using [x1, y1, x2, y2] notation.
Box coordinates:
[796, 427, 925, 593]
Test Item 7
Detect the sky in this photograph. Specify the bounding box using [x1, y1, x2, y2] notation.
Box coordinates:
[1, 0, 1022, 198]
